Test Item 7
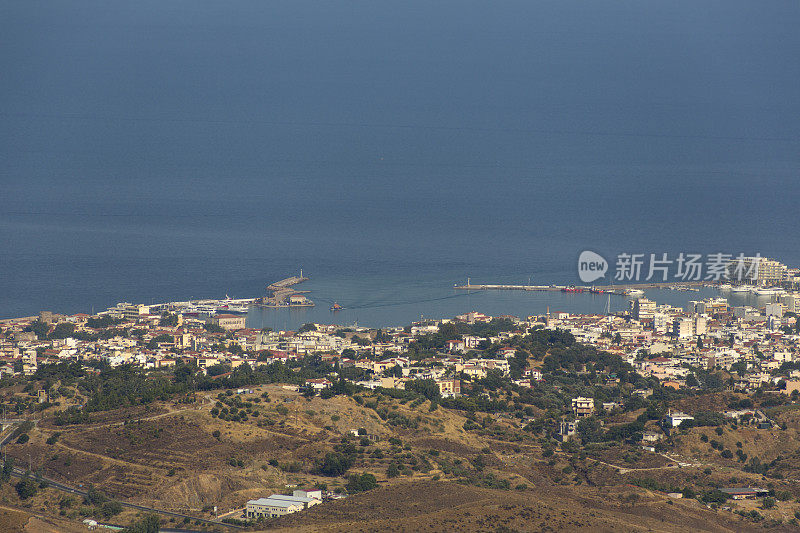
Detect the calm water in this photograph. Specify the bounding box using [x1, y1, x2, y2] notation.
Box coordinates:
[1, 1, 799, 326]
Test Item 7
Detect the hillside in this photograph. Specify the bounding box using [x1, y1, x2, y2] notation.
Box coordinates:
[3, 382, 800, 531]
[262, 480, 784, 533]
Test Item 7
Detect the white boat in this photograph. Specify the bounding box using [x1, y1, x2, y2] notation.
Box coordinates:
[184, 305, 218, 317]
[626, 289, 645, 297]
[730, 286, 750, 293]
[752, 287, 777, 297]
[719, 284, 732, 291]
[215, 303, 250, 314]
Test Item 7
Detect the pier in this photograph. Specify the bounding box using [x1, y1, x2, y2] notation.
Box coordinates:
[256, 275, 315, 308]
[454, 280, 710, 294]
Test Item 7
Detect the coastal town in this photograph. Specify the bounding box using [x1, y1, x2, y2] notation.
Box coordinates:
[4, 261, 800, 530]
[4, 258, 800, 401]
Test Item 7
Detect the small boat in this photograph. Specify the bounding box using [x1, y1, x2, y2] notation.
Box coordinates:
[719, 283, 732, 291]
[730, 286, 750, 293]
[626, 289, 645, 297]
[330, 302, 343, 311]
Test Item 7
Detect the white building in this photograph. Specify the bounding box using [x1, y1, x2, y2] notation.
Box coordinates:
[780, 293, 800, 313]
[123, 304, 150, 322]
[632, 298, 656, 321]
[245, 498, 303, 519]
[672, 318, 693, 339]
[694, 315, 707, 336]
[572, 397, 594, 418]
[765, 302, 785, 318]
[665, 411, 694, 427]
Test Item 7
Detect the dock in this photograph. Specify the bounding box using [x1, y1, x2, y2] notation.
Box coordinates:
[454, 280, 710, 294]
[255, 275, 315, 308]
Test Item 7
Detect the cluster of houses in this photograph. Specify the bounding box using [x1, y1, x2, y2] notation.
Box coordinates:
[545, 294, 800, 394]
[2, 290, 800, 409]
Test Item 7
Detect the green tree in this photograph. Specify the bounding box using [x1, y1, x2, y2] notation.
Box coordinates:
[701, 489, 729, 504]
[49, 322, 76, 339]
[101, 500, 123, 517]
[346, 472, 377, 493]
[25, 320, 50, 339]
[405, 379, 441, 402]
[121, 514, 160, 533]
[316, 452, 354, 477]
[1, 457, 14, 483]
[15, 477, 39, 499]
[159, 313, 179, 327]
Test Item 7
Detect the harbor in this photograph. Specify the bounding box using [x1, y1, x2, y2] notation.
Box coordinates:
[254, 273, 315, 308]
[145, 273, 315, 318]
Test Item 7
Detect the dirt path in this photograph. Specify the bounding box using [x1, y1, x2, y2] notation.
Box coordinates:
[56, 405, 199, 433]
[53, 441, 153, 470]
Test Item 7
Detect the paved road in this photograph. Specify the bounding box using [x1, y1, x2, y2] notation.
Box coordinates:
[2, 462, 242, 530]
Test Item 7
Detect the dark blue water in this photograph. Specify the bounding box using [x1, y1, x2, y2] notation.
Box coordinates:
[2, 1, 799, 326]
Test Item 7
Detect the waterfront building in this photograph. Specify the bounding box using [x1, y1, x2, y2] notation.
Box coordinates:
[727, 257, 787, 285]
[209, 314, 246, 330]
[123, 304, 151, 322]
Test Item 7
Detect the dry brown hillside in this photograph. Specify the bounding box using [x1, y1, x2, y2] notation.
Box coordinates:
[262, 480, 787, 533]
[5, 384, 800, 530]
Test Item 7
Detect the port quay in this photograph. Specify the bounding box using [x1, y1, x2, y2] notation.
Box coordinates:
[150, 275, 314, 317]
[154, 279, 715, 316]
[454, 280, 710, 295]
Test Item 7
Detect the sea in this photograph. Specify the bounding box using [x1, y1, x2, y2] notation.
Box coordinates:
[1, 0, 799, 330]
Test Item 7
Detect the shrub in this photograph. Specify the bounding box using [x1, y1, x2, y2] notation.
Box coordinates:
[16, 478, 39, 499]
[701, 489, 729, 504]
[100, 501, 123, 517]
[316, 452, 353, 477]
[346, 473, 377, 493]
